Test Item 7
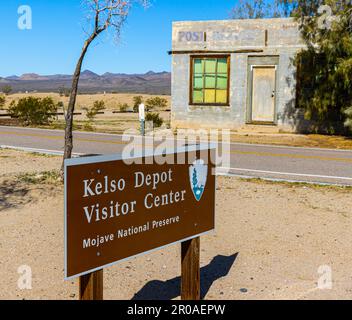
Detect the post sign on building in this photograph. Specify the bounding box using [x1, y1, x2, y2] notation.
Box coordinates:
[64, 147, 216, 279]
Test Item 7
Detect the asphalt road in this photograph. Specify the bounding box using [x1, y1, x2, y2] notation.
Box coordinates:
[1, 126, 352, 186]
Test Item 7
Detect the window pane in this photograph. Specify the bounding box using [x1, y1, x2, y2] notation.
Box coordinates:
[191, 57, 229, 105]
[205, 59, 216, 73]
[194, 59, 203, 73]
[216, 90, 227, 104]
[204, 89, 216, 103]
[217, 58, 228, 73]
[205, 75, 216, 88]
[194, 75, 203, 89]
[193, 89, 203, 103]
[217, 74, 228, 89]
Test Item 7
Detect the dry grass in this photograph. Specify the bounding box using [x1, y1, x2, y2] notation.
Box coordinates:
[238, 177, 352, 192]
[3, 92, 171, 111]
[37, 111, 172, 134]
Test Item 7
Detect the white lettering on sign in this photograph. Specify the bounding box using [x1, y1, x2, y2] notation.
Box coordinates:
[134, 170, 173, 190]
[83, 233, 115, 249]
[81, 169, 178, 224]
[116, 216, 181, 239]
[144, 190, 186, 210]
[83, 200, 137, 224]
[83, 176, 125, 198]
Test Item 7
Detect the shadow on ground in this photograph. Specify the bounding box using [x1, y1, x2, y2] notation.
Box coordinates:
[0, 180, 31, 211]
[132, 254, 238, 300]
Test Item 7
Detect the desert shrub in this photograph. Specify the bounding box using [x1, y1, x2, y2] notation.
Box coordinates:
[145, 97, 168, 111]
[84, 100, 105, 121]
[133, 96, 143, 113]
[345, 107, 352, 131]
[0, 95, 5, 109]
[118, 103, 130, 113]
[1, 85, 12, 95]
[56, 101, 64, 111]
[18, 170, 61, 185]
[145, 112, 163, 128]
[83, 122, 94, 132]
[8, 96, 58, 126]
[94, 100, 105, 110]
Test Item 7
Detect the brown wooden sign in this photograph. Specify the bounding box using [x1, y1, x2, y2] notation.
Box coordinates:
[64, 147, 215, 279]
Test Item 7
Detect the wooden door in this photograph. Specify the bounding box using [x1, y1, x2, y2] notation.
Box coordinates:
[251, 66, 276, 123]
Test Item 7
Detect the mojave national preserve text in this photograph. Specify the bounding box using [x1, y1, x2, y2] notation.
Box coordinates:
[83, 215, 181, 249]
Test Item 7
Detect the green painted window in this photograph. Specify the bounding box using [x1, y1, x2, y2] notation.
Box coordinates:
[192, 57, 229, 105]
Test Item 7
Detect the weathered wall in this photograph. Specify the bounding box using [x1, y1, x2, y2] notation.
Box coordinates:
[171, 18, 306, 131]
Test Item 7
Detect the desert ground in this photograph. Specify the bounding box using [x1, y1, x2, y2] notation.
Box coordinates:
[0, 92, 172, 134]
[1, 148, 352, 300]
[2, 92, 171, 111]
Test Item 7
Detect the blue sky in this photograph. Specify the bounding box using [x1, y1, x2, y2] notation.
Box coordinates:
[0, 0, 237, 77]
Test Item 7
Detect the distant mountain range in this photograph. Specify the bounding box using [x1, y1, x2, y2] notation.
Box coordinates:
[0, 70, 171, 95]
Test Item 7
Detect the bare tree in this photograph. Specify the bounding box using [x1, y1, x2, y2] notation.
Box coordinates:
[61, 0, 149, 176]
[230, 0, 291, 19]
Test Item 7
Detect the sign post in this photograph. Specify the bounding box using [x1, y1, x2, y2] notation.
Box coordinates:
[181, 237, 200, 300]
[79, 270, 103, 300]
[64, 146, 215, 300]
[139, 103, 145, 136]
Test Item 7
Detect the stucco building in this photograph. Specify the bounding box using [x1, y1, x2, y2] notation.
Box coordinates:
[170, 18, 306, 132]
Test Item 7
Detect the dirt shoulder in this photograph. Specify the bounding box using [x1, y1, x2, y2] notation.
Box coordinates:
[1, 149, 352, 300]
[230, 133, 352, 150]
[0, 149, 62, 177]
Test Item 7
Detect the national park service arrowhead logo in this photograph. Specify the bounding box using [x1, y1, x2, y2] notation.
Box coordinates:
[189, 159, 208, 202]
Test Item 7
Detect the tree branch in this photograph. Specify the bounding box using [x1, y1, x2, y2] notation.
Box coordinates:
[61, 0, 150, 177]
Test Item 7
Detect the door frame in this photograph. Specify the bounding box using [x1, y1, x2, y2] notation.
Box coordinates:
[246, 56, 279, 125]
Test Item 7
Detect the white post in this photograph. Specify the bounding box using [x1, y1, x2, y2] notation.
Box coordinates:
[139, 104, 145, 136]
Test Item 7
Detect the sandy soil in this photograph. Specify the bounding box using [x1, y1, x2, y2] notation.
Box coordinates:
[2, 93, 171, 111]
[1, 149, 352, 300]
[0, 149, 62, 177]
[58, 111, 172, 134]
[0, 111, 172, 135]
